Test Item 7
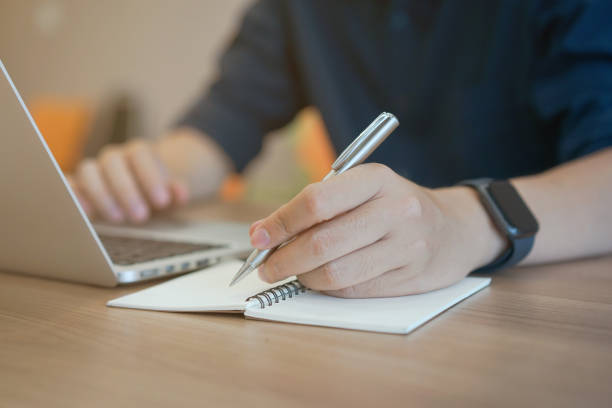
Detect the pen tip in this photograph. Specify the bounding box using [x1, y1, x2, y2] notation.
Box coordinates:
[229, 264, 254, 287]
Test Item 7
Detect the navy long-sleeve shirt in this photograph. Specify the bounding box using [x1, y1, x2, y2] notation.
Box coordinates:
[179, 0, 612, 188]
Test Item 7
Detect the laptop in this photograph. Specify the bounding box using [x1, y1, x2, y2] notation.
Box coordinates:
[0, 59, 251, 286]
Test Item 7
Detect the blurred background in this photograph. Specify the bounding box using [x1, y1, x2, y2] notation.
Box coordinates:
[0, 0, 335, 204]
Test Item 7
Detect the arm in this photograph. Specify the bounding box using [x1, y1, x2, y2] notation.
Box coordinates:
[514, 147, 612, 264]
[246, 2, 612, 297]
[176, 0, 305, 172]
[71, 0, 303, 223]
[514, 0, 612, 263]
[440, 147, 612, 275]
[246, 148, 612, 299]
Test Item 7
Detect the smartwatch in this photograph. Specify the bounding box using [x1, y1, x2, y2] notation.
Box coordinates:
[458, 178, 539, 273]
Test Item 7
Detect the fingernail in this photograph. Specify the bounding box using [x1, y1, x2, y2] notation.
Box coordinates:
[251, 226, 270, 248]
[171, 181, 189, 205]
[109, 206, 124, 223]
[249, 219, 264, 235]
[152, 186, 170, 207]
[131, 202, 149, 222]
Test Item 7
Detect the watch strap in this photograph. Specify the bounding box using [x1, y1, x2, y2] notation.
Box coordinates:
[459, 178, 536, 273]
[471, 232, 534, 273]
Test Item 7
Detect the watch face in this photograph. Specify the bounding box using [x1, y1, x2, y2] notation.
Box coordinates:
[487, 181, 539, 238]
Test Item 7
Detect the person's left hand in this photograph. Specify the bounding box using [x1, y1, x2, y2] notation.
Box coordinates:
[249, 163, 505, 298]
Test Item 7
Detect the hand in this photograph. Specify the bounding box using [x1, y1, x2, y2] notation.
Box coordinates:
[68, 128, 231, 224]
[250, 163, 506, 298]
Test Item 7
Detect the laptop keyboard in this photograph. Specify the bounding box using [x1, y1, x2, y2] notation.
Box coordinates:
[98, 235, 226, 265]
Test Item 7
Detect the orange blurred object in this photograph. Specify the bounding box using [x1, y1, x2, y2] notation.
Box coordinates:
[29, 98, 91, 173]
[219, 173, 246, 202]
[296, 107, 335, 182]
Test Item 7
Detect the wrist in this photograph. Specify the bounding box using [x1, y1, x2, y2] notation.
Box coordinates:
[435, 186, 508, 273]
[156, 128, 232, 199]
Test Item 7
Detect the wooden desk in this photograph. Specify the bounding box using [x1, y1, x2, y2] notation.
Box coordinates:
[1, 201, 611, 407]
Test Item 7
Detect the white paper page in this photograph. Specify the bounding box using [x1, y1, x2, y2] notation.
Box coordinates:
[107, 260, 281, 312]
[245, 277, 490, 334]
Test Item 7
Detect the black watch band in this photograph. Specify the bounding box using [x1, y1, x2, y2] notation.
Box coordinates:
[458, 178, 539, 273]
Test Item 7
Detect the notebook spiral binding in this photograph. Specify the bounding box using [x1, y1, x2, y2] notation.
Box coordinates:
[246, 280, 308, 309]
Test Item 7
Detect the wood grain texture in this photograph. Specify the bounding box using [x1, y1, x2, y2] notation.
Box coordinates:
[1, 201, 611, 407]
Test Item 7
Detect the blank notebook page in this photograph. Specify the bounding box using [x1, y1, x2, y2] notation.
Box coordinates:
[245, 277, 491, 334]
[107, 260, 279, 312]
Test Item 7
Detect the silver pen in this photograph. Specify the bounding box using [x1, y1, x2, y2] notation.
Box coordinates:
[229, 112, 399, 287]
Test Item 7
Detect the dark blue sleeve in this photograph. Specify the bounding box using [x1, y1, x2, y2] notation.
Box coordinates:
[176, 0, 305, 172]
[531, 0, 612, 163]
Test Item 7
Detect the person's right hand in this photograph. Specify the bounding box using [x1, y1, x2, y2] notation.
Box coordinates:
[67, 128, 231, 224]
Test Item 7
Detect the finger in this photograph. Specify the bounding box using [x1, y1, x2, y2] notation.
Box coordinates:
[65, 174, 94, 218]
[297, 237, 408, 291]
[76, 159, 125, 223]
[259, 198, 390, 283]
[98, 146, 149, 223]
[169, 179, 190, 206]
[124, 140, 171, 209]
[251, 163, 393, 249]
[323, 264, 458, 298]
[249, 219, 264, 236]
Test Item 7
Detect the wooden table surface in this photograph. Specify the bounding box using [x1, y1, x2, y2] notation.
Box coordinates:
[1, 201, 611, 407]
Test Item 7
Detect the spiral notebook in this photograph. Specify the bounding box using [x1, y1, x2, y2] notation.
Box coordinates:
[107, 260, 490, 334]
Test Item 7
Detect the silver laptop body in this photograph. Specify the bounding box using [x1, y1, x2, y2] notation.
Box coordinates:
[0, 59, 249, 286]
